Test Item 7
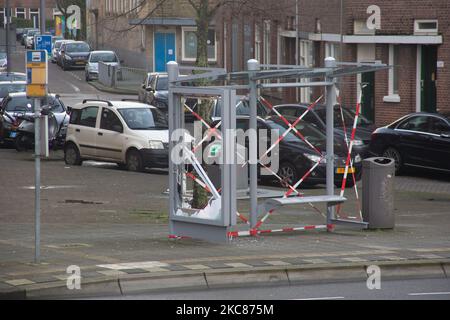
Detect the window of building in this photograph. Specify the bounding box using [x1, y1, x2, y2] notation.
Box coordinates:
[182, 27, 217, 62]
[15, 8, 25, 19]
[299, 40, 312, 103]
[255, 23, 261, 61]
[325, 42, 340, 62]
[414, 20, 438, 36]
[384, 45, 401, 103]
[263, 20, 271, 65]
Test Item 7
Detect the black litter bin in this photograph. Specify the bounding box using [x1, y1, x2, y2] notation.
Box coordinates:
[362, 157, 395, 229]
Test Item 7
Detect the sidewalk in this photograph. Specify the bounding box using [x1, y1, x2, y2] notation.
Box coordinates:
[1, 149, 450, 298]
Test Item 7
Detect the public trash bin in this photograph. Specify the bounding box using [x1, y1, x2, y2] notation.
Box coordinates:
[362, 157, 395, 229]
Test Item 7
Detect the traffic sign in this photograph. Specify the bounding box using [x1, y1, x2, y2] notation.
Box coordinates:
[34, 35, 53, 57]
[26, 50, 48, 97]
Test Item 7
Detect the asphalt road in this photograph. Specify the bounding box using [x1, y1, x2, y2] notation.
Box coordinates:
[91, 278, 450, 300]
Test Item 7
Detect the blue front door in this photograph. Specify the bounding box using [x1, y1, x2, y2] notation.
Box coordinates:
[154, 32, 176, 72]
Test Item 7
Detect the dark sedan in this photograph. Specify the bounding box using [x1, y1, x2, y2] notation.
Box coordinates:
[370, 113, 450, 174]
[271, 104, 376, 159]
[211, 116, 363, 188]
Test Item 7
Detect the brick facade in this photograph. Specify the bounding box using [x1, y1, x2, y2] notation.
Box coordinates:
[282, 0, 450, 126]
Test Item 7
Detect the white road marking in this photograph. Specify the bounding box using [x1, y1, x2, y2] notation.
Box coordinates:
[69, 83, 80, 92]
[97, 261, 169, 270]
[21, 185, 80, 190]
[408, 292, 450, 296]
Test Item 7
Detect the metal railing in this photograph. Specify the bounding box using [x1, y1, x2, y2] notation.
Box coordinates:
[98, 62, 147, 92]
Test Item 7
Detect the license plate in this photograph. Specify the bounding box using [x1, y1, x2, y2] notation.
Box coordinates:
[76, 61, 85, 65]
[9, 131, 17, 138]
[336, 167, 355, 174]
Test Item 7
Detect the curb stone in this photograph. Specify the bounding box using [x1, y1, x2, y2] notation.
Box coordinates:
[1, 259, 449, 299]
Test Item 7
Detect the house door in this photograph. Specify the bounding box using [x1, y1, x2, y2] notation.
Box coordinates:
[421, 45, 437, 113]
[361, 72, 375, 122]
[154, 32, 175, 72]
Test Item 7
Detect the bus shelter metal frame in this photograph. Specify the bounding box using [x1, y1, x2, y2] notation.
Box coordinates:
[167, 58, 390, 243]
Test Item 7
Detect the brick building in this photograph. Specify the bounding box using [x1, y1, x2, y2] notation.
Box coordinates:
[0, 0, 58, 27]
[278, 0, 450, 126]
[87, 1, 448, 126]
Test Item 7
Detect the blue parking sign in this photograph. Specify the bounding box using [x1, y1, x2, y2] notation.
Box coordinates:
[34, 35, 53, 56]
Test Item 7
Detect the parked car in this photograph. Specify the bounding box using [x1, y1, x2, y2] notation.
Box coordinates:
[59, 41, 91, 70]
[55, 40, 75, 66]
[64, 99, 169, 172]
[209, 96, 272, 123]
[0, 52, 7, 72]
[138, 72, 169, 110]
[16, 28, 24, 41]
[85, 50, 121, 81]
[271, 104, 375, 159]
[0, 72, 27, 82]
[24, 29, 40, 49]
[21, 28, 38, 46]
[0, 81, 26, 104]
[0, 93, 67, 145]
[211, 116, 362, 187]
[370, 112, 450, 174]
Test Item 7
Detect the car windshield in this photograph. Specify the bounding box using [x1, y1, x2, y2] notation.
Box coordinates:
[118, 108, 168, 130]
[156, 77, 168, 91]
[4, 96, 34, 112]
[4, 96, 62, 112]
[0, 52, 6, 59]
[270, 120, 327, 146]
[55, 41, 63, 49]
[316, 107, 373, 127]
[28, 30, 39, 36]
[0, 84, 26, 98]
[214, 98, 271, 118]
[90, 53, 117, 63]
[66, 43, 90, 52]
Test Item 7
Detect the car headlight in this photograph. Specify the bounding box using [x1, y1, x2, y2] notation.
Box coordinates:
[304, 153, 325, 164]
[353, 140, 364, 146]
[354, 154, 362, 163]
[148, 140, 164, 149]
[65, 55, 72, 61]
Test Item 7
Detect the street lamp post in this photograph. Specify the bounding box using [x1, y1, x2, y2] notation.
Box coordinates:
[5, 0, 11, 73]
[40, 0, 46, 34]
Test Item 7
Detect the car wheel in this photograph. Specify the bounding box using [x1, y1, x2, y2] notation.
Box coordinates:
[278, 162, 298, 187]
[62, 62, 68, 71]
[383, 147, 402, 174]
[85, 72, 90, 82]
[126, 149, 144, 172]
[65, 143, 82, 166]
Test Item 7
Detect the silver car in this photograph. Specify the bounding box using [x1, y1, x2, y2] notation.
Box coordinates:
[85, 50, 121, 81]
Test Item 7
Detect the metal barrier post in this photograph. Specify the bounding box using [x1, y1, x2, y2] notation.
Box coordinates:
[247, 59, 260, 230]
[34, 98, 41, 263]
[325, 57, 337, 229]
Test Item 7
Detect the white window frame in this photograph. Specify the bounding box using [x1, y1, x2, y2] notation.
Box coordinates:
[383, 44, 401, 103]
[299, 40, 313, 103]
[263, 20, 271, 65]
[414, 19, 438, 36]
[181, 26, 217, 62]
[30, 8, 40, 26]
[254, 23, 261, 61]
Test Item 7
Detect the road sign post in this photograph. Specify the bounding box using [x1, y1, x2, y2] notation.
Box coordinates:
[34, 35, 53, 58]
[26, 50, 48, 263]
